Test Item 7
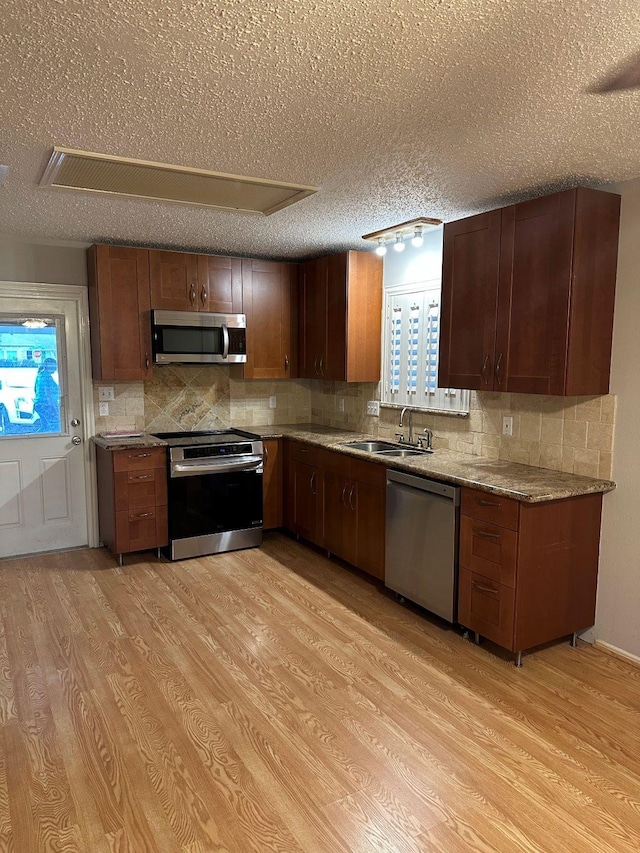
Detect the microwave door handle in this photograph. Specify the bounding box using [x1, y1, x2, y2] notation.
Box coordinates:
[221, 324, 230, 359]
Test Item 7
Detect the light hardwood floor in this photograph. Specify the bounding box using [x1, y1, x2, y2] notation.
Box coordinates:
[1, 533, 640, 851]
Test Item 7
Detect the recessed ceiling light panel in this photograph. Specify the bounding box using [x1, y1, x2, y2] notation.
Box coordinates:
[39, 147, 318, 215]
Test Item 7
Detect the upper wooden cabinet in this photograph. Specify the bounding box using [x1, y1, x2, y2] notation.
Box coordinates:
[149, 250, 242, 313]
[439, 187, 621, 396]
[242, 259, 298, 379]
[299, 250, 383, 383]
[87, 245, 153, 381]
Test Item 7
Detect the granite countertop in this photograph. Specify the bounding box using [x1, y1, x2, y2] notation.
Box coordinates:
[92, 433, 168, 451]
[252, 423, 616, 503]
[91, 423, 615, 503]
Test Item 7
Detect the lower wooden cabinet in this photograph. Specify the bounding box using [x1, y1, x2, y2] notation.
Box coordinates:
[262, 438, 283, 530]
[96, 445, 168, 562]
[458, 486, 603, 656]
[284, 440, 386, 580]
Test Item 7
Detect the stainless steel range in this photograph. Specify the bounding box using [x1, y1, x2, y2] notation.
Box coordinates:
[151, 429, 263, 561]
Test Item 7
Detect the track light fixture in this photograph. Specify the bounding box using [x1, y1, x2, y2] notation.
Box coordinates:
[361, 216, 442, 255]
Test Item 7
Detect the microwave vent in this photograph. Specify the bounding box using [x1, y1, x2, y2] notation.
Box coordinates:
[39, 147, 318, 215]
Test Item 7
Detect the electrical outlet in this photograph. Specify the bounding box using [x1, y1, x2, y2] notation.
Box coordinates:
[366, 400, 380, 416]
[99, 402, 109, 416]
[502, 416, 513, 437]
[269, 396, 276, 409]
[99, 386, 115, 402]
[338, 398, 345, 412]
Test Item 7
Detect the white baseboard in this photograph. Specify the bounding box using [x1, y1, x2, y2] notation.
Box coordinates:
[593, 639, 640, 668]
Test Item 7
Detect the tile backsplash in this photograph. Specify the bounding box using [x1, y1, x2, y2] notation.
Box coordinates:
[93, 371, 616, 480]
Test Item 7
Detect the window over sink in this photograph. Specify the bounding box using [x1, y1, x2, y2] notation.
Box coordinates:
[382, 278, 469, 415]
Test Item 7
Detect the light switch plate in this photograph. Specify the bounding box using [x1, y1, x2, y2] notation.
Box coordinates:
[502, 416, 513, 437]
[99, 402, 109, 416]
[269, 396, 276, 408]
[338, 398, 345, 412]
[367, 400, 380, 416]
[99, 386, 115, 401]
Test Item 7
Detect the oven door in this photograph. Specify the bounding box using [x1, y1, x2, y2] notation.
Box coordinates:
[166, 455, 263, 559]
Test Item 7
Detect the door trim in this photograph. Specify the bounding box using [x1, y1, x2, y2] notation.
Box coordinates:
[0, 281, 98, 548]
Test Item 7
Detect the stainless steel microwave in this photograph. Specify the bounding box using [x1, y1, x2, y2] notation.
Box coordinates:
[152, 310, 247, 364]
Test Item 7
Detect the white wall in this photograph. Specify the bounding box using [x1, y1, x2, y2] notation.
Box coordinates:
[382, 226, 443, 287]
[0, 235, 88, 286]
[584, 177, 640, 658]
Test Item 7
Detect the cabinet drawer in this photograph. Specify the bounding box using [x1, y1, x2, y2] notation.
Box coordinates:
[287, 440, 323, 466]
[461, 487, 519, 531]
[459, 516, 517, 588]
[114, 469, 167, 512]
[113, 447, 166, 472]
[458, 568, 515, 651]
[115, 506, 168, 553]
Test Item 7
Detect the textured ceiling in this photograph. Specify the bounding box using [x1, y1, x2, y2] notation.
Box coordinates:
[1, 0, 639, 259]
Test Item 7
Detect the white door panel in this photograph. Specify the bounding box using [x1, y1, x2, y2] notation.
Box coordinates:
[0, 290, 89, 557]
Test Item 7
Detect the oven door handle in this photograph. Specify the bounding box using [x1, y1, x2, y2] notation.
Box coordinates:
[170, 455, 263, 477]
[221, 324, 230, 360]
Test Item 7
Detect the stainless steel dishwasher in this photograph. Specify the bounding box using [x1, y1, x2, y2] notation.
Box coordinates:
[385, 469, 460, 622]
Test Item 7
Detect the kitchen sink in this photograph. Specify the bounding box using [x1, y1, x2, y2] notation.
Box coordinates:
[344, 440, 432, 457]
[376, 448, 431, 457]
[343, 440, 402, 452]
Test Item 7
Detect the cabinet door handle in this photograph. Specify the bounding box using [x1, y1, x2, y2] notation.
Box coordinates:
[494, 352, 503, 386]
[284, 354, 289, 371]
[314, 355, 320, 375]
[473, 527, 501, 540]
[201, 285, 207, 306]
[341, 483, 348, 507]
[319, 355, 325, 376]
[131, 474, 154, 481]
[310, 472, 316, 495]
[481, 354, 490, 385]
[130, 511, 154, 520]
[348, 485, 355, 511]
[472, 582, 498, 595]
[264, 444, 269, 463]
[476, 497, 501, 507]
[145, 352, 150, 371]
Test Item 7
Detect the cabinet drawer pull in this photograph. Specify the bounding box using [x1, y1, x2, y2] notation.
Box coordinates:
[481, 354, 490, 385]
[472, 582, 498, 595]
[494, 352, 503, 386]
[145, 352, 150, 370]
[128, 452, 152, 459]
[130, 474, 154, 481]
[284, 354, 289, 371]
[130, 511, 154, 520]
[473, 527, 501, 540]
[476, 497, 500, 507]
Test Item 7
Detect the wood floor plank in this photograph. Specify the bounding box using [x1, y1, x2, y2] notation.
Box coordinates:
[1, 534, 640, 851]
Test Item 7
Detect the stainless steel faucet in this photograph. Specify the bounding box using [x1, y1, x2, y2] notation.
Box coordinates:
[398, 407, 413, 444]
[419, 428, 433, 451]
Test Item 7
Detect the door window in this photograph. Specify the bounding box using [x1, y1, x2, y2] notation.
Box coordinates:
[0, 314, 66, 436]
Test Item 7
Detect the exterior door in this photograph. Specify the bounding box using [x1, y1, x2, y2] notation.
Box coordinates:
[0, 288, 90, 558]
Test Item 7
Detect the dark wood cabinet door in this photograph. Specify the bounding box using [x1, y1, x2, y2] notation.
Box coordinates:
[242, 260, 298, 379]
[149, 250, 199, 311]
[289, 460, 322, 543]
[197, 255, 242, 313]
[262, 439, 283, 530]
[344, 251, 383, 383]
[87, 245, 152, 381]
[439, 210, 502, 390]
[324, 252, 348, 381]
[299, 257, 328, 378]
[496, 191, 575, 395]
[324, 471, 357, 564]
[354, 479, 385, 579]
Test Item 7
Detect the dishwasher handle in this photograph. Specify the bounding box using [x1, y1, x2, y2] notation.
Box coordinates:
[386, 469, 460, 504]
